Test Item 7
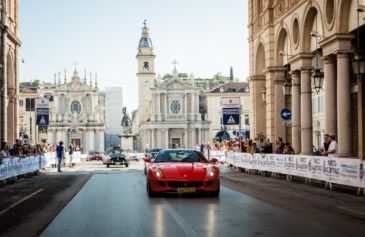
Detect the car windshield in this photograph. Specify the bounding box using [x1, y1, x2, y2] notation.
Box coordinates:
[154, 150, 208, 163]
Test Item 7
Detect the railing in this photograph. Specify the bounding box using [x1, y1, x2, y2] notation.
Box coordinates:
[0, 155, 46, 181]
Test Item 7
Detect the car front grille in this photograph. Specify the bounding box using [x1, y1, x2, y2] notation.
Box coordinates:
[167, 181, 204, 188]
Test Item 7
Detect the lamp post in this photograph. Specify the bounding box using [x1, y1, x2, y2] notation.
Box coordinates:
[29, 113, 32, 144]
[312, 68, 324, 94]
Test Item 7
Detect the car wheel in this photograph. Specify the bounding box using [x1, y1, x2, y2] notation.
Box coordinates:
[209, 187, 220, 197]
[125, 163, 129, 168]
[147, 180, 156, 197]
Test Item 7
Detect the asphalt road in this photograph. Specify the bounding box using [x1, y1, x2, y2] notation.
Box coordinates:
[1, 161, 364, 237]
[40, 163, 362, 237]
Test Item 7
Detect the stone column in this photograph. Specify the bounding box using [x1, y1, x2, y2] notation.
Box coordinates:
[291, 71, 301, 154]
[89, 129, 95, 152]
[185, 93, 188, 120]
[274, 69, 286, 141]
[358, 79, 365, 159]
[300, 69, 313, 155]
[151, 94, 156, 121]
[191, 92, 195, 120]
[151, 129, 155, 148]
[191, 128, 196, 149]
[197, 129, 202, 146]
[165, 94, 168, 119]
[337, 53, 352, 156]
[323, 56, 337, 135]
[165, 129, 169, 149]
[157, 130, 162, 148]
[157, 94, 161, 121]
[184, 129, 188, 148]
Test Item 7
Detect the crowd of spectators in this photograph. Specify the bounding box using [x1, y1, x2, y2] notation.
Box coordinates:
[198, 136, 296, 155]
[0, 139, 53, 164]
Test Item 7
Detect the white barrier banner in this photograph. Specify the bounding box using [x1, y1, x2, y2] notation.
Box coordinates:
[309, 156, 324, 180]
[274, 155, 286, 174]
[266, 154, 276, 173]
[338, 158, 360, 187]
[257, 154, 268, 171]
[0, 156, 46, 181]
[295, 155, 311, 178]
[323, 158, 340, 183]
[241, 153, 250, 169]
[285, 155, 296, 175]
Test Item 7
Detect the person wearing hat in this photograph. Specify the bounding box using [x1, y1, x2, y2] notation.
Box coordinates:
[326, 133, 338, 158]
[322, 133, 330, 156]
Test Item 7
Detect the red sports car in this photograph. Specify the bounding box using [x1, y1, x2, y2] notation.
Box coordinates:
[145, 149, 220, 197]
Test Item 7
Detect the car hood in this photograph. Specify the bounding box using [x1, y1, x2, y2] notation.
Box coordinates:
[152, 162, 211, 180]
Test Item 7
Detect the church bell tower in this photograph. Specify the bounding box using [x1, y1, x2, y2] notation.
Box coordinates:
[136, 20, 155, 123]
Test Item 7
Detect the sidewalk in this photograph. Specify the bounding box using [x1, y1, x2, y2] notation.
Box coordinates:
[219, 165, 365, 220]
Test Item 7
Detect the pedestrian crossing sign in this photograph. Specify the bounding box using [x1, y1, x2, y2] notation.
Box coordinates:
[227, 116, 236, 124]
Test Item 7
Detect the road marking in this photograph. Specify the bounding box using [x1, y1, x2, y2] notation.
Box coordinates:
[0, 188, 44, 216]
[161, 198, 200, 237]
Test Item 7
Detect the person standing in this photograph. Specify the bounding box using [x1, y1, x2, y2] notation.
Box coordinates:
[68, 142, 75, 167]
[56, 141, 65, 172]
[326, 134, 338, 158]
[275, 137, 285, 154]
[322, 134, 330, 156]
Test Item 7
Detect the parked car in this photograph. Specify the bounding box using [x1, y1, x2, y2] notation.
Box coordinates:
[144, 148, 162, 175]
[105, 147, 130, 168]
[87, 151, 103, 161]
[127, 151, 139, 162]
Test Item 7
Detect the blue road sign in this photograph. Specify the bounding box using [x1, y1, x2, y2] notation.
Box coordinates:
[36, 108, 49, 125]
[280, 108, 292, 121]
[223, 108, 240, 125]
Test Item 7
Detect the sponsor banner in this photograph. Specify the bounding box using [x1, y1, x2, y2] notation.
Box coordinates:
[295, 155, 311, 178]
[309, 156, 324, 180]
[257, 154, 268, 171]
[285, 155, 296, 175]
[274, 155, 286, 174]
[224, 152, 363, 188]
[266, 154, 276, 173]
[0, 156, 46, 181]
[338, 158, 361, 187]
[323, 157, 340, 183]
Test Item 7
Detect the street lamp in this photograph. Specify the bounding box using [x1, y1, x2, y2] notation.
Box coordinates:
[312, 68, 324, 94]
[282, 64, 292, 96]
[261, 87, 266, 103]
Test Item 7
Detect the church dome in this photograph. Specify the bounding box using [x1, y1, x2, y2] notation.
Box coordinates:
[139, 36, 153, 48]
[138, 22, 153, 48]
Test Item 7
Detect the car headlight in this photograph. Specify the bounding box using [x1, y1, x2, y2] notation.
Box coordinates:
[208, 170, 216, 177]
[153, 168, 162, 177]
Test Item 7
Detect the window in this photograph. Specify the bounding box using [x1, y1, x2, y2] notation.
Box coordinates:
[70, 101, 82, 115]
[19, 100, 24, 107]
[25, 98, 35, 111]
[143, 61, 149, 71]
[244, 115, 250, 125]
[170, 100, 181, 114]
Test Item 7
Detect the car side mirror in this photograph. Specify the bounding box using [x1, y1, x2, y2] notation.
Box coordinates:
[210, 158, 218, 164]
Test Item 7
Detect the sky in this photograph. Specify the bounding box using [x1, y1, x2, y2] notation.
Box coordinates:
[19, 0, 249, 111]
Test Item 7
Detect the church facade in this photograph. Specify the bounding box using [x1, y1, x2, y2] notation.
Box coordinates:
[134, 23, 209, 151]
[46, 70, 105, 153]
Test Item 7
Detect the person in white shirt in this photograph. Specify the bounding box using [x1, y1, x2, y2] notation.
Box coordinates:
[326, 133, 338, 158]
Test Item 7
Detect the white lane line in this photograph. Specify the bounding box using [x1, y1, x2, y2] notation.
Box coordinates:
[161, 198, 200, 237]
[0, 188, 44, 216]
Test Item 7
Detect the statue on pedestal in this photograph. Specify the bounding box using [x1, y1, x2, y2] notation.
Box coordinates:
[121, 107, 132, 134]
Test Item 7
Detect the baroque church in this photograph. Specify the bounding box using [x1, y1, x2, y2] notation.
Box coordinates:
[133, 23, 209, 151]
[46, 70, 105, 153]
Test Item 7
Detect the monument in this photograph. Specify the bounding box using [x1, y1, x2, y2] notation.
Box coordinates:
[120, 107, 134, 151]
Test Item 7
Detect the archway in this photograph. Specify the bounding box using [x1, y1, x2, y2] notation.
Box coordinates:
[255, 42, 265, 75]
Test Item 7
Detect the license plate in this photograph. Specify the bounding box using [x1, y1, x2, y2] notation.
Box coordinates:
[177, 187, 196, 193]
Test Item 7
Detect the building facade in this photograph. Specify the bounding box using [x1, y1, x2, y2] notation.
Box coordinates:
[46, 70, 105, 153]
[205, 82, 251, 142]
[0, 0, 20, 144]
[104, 87, 123, 149]
[134, 23, 209, 151]
[248, 0, 365, 158]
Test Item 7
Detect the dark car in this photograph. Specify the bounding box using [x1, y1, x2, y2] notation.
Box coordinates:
[105, 147, 130, 168]
[144, 148, 162, 175]
[87, 151, 103, 161]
